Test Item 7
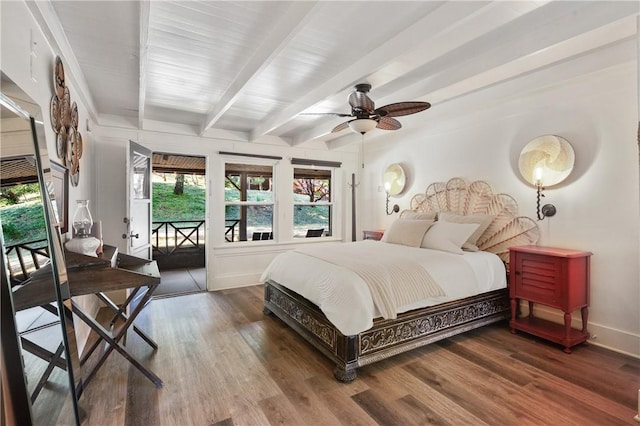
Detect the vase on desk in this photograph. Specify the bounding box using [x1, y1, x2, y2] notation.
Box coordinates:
[65, 200, 100, 257]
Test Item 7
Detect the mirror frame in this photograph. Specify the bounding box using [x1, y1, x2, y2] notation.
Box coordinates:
[1, 78, 81, 425]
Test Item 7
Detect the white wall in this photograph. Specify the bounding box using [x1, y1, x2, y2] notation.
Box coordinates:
[361, 40, 639, 356]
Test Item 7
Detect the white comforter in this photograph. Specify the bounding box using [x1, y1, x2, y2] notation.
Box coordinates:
[260, 240, 506, 336]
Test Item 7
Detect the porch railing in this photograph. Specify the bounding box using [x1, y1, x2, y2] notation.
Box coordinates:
[4, 239, 50, 285]
[225, 219, 239, 242]
[152, 220, 205, 255]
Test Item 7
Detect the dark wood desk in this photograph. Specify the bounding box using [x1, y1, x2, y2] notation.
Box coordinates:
[12, 246, 158, 309]
[12, 245, 163, 394]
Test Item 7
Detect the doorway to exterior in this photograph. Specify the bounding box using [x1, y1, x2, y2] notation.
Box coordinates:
[151, 153, 206, 298]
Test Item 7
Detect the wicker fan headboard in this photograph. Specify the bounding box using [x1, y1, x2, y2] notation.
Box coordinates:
[402, 177, 540, 263]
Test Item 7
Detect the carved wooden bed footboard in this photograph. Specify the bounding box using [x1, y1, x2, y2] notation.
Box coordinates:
[263, 279, 510, 382]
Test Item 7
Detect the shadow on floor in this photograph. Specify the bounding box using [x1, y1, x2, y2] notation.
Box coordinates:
[154, 267, 206, 298]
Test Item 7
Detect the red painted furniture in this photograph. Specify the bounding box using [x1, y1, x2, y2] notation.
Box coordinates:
[362, 230, 384, 241]
[509, 245, 592, 353]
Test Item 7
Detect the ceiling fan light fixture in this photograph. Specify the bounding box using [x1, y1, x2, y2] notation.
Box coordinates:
[348, 118, 377, 134]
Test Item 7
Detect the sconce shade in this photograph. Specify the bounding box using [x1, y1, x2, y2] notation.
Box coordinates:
[383, 163, 406, 195]
[518, 135, 575, 187]
[348, 118, 377, 134]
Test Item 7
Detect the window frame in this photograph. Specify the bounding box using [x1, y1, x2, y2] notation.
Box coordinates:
[292, 165, 335, 238]
[223, 158, 277, 243]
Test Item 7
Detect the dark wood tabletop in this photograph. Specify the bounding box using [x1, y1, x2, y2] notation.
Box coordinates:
[12, 245, 160, 311]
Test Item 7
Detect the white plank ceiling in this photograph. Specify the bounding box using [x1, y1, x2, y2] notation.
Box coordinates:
[39, 1, 638, 147]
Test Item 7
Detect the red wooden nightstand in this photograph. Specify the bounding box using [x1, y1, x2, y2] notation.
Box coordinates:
[362, 230, 384, 241]
[509, 245, 592, 353]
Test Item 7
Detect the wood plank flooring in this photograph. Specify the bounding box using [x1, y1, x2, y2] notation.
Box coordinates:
[76, 285, 639, 425]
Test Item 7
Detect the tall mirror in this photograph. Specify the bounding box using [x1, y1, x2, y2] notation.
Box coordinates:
[1, 72, 81, 424]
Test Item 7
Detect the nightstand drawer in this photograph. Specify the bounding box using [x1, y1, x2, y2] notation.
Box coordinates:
[514, 254, 562, 307]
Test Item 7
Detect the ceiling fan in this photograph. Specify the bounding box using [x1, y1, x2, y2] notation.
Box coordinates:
[305, 83, 431, 134]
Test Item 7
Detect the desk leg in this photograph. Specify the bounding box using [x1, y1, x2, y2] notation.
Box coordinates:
[112, 284, 158, 343]
[95, 291, 158, 349]
[20, 338, 68, 370]
[72, 301, 163, 388]
[80, 290, 146, 366]
[29, 343, 66, 403]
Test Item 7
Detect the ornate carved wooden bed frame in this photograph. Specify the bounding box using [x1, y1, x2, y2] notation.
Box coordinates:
[263, 178, 540, 382]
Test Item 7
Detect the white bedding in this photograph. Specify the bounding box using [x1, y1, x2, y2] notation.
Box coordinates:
[260, 240, 507, 336]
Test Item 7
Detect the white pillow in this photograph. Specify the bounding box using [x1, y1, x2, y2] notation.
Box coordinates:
[437, 212, 494, 251]
[400, 210, 437, 221]
[421, 221, 480, 254]
[381, 219, 434, 247]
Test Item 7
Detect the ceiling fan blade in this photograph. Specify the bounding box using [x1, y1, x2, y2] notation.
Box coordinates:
[348, 91, 375, 113]
[331, 120, 351, 133]
[300, 112, 353, 118]
[376, 116, 401, 131]
[375, 101, 431, 117]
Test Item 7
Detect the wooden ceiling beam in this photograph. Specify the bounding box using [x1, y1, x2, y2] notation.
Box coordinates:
[138, 0, 150, 130]
[199, 2, 318, 137]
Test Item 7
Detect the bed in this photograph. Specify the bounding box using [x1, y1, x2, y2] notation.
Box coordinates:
[262, 177, 540, 382]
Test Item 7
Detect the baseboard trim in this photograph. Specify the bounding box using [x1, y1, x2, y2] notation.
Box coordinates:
[210, 273, 263, 291]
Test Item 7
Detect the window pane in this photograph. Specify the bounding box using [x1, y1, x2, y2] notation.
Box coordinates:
[224, 163, 274, 242]
[225, 163, 273, 202]
[225, 175, 240, 202]
[247, 205, 273, 236]
[293, 168, 331, 237]
[224, 205, 273, 242]
[293, 168, 331, 203]
[132, 152, 150, 199]
[293, 205, 330, 238]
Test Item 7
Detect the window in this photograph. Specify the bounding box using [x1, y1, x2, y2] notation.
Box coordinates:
[224, 163, 273, 242]
[293, 168, 332, 238]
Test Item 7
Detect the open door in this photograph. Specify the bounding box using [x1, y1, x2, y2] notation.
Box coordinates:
[124, 141, 153, 259]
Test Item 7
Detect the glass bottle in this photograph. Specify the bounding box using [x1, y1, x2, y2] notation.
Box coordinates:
[72, 199, 93, 238]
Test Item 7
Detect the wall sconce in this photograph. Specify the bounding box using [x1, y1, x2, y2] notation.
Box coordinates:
[519, 135, 575, 221]
[385, 182, 400, 215]
[534, 167, 557, 220]
[383, 163, 406, 215]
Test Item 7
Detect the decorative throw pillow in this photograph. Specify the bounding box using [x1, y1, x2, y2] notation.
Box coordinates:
[381, 219, 435, 247]
[420, 221, 480, 254]
[400, 210, 437, 221]
[437, 212, 494, 251]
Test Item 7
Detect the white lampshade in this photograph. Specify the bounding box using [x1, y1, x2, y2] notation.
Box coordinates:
[348, 118, 377, 134]
[518, 135, 575, 187]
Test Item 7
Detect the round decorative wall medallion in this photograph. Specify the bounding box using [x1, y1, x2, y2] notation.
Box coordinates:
[518, 135, 575, 187]
[56, 127, 67, 159]
[50, 95, 61, 133]
[50, 56, 83, 187]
